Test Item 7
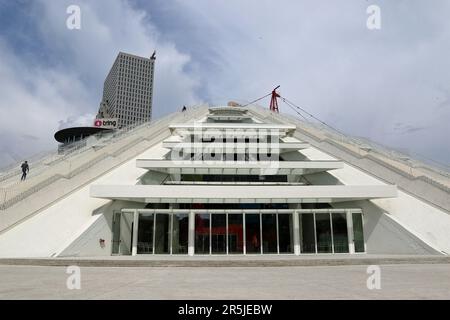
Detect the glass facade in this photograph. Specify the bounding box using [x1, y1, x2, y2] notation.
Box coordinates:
[298, 212, 360, 254]
[128, 210, 364, 255]
[136, 213, 189, 254]
[194, 213, 297, 255]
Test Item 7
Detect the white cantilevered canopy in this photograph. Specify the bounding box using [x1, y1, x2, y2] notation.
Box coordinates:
[135, 159, 343, 175]
[90, 184, 397, 204]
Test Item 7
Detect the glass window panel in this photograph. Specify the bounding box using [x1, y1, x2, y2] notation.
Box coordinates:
[120, 212, 134, 254]
[315, 213, 332, 253]
[300, 214, 316, 253]
[352, 212, 365, 253]
[245, 214, 261, 254]
[112, 212, 121, 254]
[228, 214, 243, 254]
[195, 214, 210, 254]
[137, 214, 154, 254]
[172, 214, 189, 254]
[332, 213, 349, 253]
[211, 214, 226, 254]
[262, 214, 277, 253]
[154, 214, 170, 254]
[278, 214, 294, 253]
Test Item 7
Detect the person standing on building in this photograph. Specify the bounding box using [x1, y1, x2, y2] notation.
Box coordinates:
[20, 161, 29, 181]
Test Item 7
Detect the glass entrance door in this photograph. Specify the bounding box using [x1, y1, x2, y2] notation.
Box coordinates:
[261, 214, 277, 253]
[154, 214, 170, 254]
[298, 211, 362, 254]
[332, 213, 349, 253]
[211, 214, 226, 254]
[112, 211, 121, 255]
[299, 213, 316, 253]
[315, 213, 332, 253]
[172, 214, 189, 254]
[137, 214, 154, 254]
[245, 214, 261, 254]
[228, 214, 243, 254]
[278, 214, 294, 253]
[195, 214, 210, 254]
[352, 212, 365, 253]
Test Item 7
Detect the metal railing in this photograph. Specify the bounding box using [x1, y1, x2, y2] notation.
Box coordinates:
[0, 110, 181, 184]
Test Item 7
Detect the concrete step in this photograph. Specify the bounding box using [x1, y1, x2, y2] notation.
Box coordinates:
[1, 255, 449, 268]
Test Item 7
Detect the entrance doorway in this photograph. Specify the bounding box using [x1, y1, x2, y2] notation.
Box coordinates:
[136, 212, 189, 255]
[111, 211, 121, 255]
[193, 212, 294, 255]
[352, 212, 365, 252]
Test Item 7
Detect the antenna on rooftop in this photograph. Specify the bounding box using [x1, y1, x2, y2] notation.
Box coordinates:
[150, 51, 156, 60]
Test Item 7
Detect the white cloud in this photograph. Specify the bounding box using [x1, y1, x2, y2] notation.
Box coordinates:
[0, 0, 200, 168]
[159, 0, 450, 164]
[0, 39, 92, 166]
[33, 0, 200, 116]
[58, 113, 96, 130]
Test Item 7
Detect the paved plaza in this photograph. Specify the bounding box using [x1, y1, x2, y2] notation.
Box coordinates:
[0, 263, 449, 299]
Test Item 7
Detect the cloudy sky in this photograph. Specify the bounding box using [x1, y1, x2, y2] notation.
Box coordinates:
[0, 0, 449, 168]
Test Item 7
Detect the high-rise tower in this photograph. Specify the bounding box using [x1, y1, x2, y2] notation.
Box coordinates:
[97, 51, 156, 128]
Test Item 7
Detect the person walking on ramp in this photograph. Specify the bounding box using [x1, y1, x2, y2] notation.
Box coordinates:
[20, 161, 29, 181]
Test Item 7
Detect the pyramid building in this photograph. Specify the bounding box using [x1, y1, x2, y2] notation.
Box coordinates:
[0, 105, 449, 257]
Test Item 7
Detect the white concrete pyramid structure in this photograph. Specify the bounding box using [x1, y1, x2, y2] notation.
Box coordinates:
[0, 105, 449, 258]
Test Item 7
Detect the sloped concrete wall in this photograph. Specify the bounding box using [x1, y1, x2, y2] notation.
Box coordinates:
[57, 200, 143, 257]
[0, 143, 168, 258]
[333, 200, 440, 255]
[58, 214, 112, 257]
